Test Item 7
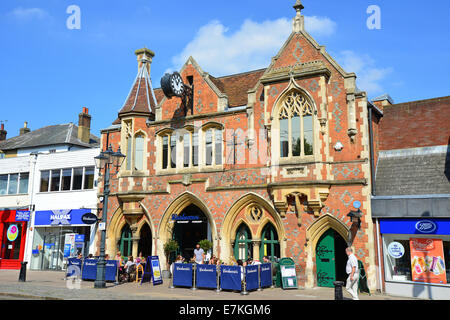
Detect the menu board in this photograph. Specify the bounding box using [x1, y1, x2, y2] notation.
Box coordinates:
[410, 238, 447, 284]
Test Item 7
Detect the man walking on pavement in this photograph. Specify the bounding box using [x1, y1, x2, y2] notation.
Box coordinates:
[345, 247, 359, 300]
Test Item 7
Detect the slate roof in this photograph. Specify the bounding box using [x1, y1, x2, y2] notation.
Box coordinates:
[111, 68, 266, 126]
[375, 146, 450, 196]
[0, 123, 100, 151]
[118, 60, 158, 117]
[209, 68, 266, 107]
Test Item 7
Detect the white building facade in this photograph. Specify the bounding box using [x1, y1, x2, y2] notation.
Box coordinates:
[27, 148, 100, 270]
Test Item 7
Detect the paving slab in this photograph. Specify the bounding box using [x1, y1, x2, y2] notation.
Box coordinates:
[0, 270, 416, 300]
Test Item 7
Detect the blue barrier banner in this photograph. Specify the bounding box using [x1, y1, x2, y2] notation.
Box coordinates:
[82, 259, 98, 280]
[220, 265, 241, 291]
[173, 263, 193, 287]
[245, 265, 259, 291]
[66, 258, 82, 277]
[63, 244, 71, 258]
[150, 256, 163, 285]
[196, 264, 217, 289]
[260, 263, 272, 288]
[105, 260, 118, 282]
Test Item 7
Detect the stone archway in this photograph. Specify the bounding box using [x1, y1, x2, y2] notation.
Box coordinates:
[222, 192, 286, 263]
[157, 192, 218, 269]
[304, 214, 350, 288]
[106, 199, 156, 259]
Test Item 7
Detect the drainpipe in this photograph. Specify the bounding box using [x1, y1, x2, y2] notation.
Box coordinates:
[368, 104, 376, 196]
[368, 103, 383, 293]
[376, 218, 383, 293]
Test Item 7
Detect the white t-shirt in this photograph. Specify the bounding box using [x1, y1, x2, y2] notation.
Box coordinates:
[346, 254, 359, 274]
[194, 248, 204, 262]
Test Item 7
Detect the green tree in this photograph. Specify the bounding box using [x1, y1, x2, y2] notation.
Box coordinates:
[163, 239, 179, 269]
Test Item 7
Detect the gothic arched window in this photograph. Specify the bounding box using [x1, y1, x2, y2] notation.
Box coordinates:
[278, 90, 314, 158]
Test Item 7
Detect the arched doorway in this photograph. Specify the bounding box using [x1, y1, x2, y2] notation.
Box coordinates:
[234, 223, 252, 261]
[172, 204, 211, 261]
[138, 223, 152, 258]
[119, 224, 132, 258]
[315, 228, 347, 287]
[260, 223, 280, 262]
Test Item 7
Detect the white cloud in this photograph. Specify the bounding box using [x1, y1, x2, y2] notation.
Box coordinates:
[9, 7, 49, 21]
[171, 16, 336, 76]
[336, 50, 393, 94]
[304, 16, 336, 37]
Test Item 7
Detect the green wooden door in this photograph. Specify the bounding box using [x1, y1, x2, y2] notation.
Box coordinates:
[119, 224, 132, 258]
[316, 229, 336, 288]
[259, 223, 280, 262]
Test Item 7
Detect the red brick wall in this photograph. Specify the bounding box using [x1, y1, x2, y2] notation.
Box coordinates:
[379, 96, 450, 151]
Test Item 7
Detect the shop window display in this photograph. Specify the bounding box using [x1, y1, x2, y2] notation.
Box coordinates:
[383, 234, 450, 284]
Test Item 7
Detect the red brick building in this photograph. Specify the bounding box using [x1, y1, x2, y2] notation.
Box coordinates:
[98, 1, 377, 289]
[371, 95, 450, 299]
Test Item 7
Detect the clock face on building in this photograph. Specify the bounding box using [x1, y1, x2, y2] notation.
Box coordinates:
[161, 72, 185, 98]
[171, 73, 185, 97]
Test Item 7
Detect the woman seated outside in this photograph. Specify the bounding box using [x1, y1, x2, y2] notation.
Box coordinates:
[124, 256, 135, 272]
[124, 256, 136, 281]
[170, 255, 185, 275]
[134, 252, 143, 265]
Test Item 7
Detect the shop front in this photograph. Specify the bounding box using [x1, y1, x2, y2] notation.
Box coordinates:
[0, 209, 29, 269]
[30, 209, 95, 271]
[379, 218, 450, 299]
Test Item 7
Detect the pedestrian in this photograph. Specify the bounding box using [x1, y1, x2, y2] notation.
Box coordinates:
[193, 243, 205, 264]
[345, 247, 360, 300]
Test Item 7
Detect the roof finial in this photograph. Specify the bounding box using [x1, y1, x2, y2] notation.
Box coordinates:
[293, 0, 304, 12]
[292, 0, 305, 33]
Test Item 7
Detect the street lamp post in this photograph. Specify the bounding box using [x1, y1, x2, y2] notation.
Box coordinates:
[94, 145, 125, 289]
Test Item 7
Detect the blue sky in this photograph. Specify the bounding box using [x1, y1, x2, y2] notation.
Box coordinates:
[1, 0, 449, 138]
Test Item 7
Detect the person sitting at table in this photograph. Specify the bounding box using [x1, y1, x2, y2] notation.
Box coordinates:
[134, 252, 143, 265]
[124, 256, 135, 271]
[115, 251, 123, 265]
[124, 256, 136, 281]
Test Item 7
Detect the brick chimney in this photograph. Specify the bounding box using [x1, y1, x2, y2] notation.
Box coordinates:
[78, 107, 91, 144]
[0, 123, 7, 141]
[19, 122, 31, 135]
[372, 94, 394, 111]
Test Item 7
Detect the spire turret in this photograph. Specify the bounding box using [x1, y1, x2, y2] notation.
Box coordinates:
[292, 0, 305, 33]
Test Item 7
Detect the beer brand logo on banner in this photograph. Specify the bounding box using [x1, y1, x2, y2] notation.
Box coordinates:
[415, 220, 437, 234]
[50, 209, 72, 225]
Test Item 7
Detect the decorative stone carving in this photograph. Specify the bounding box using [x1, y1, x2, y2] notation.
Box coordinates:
[269, 186, 330, 219]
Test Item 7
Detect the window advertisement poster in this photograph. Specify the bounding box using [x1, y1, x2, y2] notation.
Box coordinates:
[388, 241, 405, 259]
[64, 233, 76, 258]
[410, 238, 447, 284]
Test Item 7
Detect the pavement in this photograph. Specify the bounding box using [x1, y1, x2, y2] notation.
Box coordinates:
[0, 269, 417, 300]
